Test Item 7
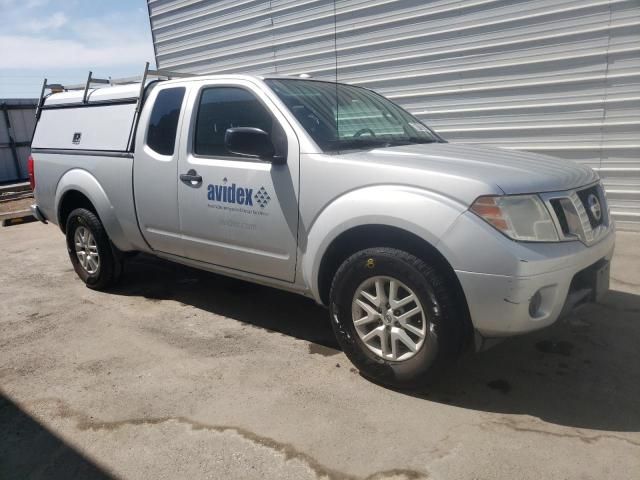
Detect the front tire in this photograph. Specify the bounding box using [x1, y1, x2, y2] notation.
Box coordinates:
[65, 208, 121, 290]
[329, 247, 465, 389]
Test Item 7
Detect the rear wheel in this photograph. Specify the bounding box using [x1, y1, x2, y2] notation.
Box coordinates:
[329, 247, 464, 388]
[65, 208, 121, 290]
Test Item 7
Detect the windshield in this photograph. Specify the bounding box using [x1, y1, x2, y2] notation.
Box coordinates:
[265, 79, 443, 152]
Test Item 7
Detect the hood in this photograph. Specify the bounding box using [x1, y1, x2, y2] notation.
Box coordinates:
[338, 143, 598, 195]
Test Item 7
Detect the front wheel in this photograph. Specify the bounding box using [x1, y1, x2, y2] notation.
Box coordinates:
[329, 247, 465, 389]
[65, 208, 121, 290]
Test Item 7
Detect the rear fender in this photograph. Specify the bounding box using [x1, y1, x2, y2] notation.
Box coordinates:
[55, 169, 133, 251]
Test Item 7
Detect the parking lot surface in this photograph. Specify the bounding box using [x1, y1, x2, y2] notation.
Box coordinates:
[1, 222, 639, 479]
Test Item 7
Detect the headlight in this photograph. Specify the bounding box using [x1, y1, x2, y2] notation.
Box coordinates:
[470, 195, 559, 242]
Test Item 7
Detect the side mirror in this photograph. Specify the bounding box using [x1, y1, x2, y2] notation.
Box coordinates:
[224, 127, 286, 164]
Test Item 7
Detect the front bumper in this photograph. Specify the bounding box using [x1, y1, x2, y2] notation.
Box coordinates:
[441, 212, 615, 337]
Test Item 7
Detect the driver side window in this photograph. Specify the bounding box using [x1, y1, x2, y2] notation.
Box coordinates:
[194, 87, 274, 158]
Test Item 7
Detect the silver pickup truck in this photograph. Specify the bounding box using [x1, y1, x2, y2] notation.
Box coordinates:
[29, 68, 615, 387]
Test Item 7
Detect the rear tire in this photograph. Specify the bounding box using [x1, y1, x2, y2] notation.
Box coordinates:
[329, 247, 464, 389]
[65, 208, 121, 290]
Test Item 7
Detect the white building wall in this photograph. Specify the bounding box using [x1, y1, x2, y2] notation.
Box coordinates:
[147, 0, 640, 229]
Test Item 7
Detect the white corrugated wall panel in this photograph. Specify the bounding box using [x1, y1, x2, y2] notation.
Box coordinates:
[147, 0, 640, 230]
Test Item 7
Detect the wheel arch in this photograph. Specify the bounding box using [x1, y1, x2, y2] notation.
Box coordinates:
[315, 223, 474, 351]
[55, 169, 131, 250]
[316, 224, 458, 304]
[57, 190, 98, 233]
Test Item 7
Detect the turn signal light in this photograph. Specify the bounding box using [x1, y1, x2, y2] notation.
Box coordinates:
[470, 196, 508, 231]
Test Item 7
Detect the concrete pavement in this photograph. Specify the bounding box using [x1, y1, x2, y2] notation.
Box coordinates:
[1, 222, 639, 479]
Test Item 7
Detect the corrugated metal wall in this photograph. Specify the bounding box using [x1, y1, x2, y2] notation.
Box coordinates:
[147, 0, 640, 230]
[0, 100, 37, 183]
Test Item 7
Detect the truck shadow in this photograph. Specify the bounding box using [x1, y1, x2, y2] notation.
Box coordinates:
[112, 254, 640, 433]
[408, 287, 640, 433]
[0, 393, 114, 480]
[112, 254, 338, 350]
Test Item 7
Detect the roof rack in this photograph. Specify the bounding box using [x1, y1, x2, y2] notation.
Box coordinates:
[35, 79, 59, 120]
[82, 72, 111, 103]
[36, 62, 197, 120]
[133, 62, 194, 115]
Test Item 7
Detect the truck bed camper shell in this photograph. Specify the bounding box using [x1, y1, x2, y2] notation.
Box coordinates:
[33, 63, 195, 152]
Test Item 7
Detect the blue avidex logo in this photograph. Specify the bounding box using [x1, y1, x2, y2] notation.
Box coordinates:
[207, 178, 271, 208]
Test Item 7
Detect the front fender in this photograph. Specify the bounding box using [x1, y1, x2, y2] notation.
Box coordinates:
[55, 169, 132, 251]
[301, 185, 467, 302]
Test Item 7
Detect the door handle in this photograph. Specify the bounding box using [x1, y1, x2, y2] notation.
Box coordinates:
[180, 169, 202, 187]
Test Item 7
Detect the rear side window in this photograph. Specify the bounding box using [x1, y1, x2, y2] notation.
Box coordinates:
[194, 87, 274, 157]
[146, 87, 185, 155]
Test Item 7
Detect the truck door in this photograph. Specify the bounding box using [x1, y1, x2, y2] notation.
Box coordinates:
[133, 84, 187, 257]
[176, 81, 300, 282]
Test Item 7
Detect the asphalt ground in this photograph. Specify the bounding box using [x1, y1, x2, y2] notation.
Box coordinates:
[1, 222, 639, 479]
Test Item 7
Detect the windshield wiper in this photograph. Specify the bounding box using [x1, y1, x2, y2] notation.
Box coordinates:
[327, 137, 438, 152]
[405, 137, 437, 144]
[332, 138, 391, 150]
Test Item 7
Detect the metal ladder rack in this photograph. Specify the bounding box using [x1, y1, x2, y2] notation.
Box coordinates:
[133, 62, 194, 115]
[35, 62, 197, 120]
[82, 72, 111, 103]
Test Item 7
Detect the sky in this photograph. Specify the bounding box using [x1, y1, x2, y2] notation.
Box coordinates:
[0, 0, 156, 98]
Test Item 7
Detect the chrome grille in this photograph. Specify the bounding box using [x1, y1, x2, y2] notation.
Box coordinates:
[541, 182, 611, 246]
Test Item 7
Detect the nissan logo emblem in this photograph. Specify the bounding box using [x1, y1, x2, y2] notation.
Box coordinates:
[587, 193, 602, 222]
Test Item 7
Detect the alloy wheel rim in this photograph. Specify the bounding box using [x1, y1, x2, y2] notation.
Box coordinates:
[74, 226, 100, 275]
[351, 276, 428, 362]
